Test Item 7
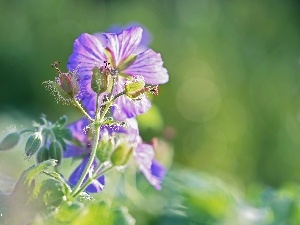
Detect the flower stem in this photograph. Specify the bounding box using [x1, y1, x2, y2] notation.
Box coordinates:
[71, 123, 101, 196]
[72, 164, 113, 197]
[72, 98, 94, 122]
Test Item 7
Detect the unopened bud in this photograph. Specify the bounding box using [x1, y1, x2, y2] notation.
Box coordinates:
[91, 66, 110, 94]
[49, 140, 63, 165]
[110, 143, 133, 166]
[25, 133, 43, 159]
[0, 132, 21, 151]
[36, 146, 49, 163]
[58, 72, 78, 97]
[44, 62, 79, 104]
[125, 80, 146, 99]
[96, 137, 114, 162]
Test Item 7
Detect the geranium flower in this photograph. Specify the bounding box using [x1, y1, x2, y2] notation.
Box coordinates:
[65, 117, 166, 191]
[67, 26, 169, 120]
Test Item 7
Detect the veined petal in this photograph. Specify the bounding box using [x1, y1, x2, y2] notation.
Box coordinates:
[124, 49, 169, 85]
[69, 156, 105, 193]
[112, 78, 151, 120]
[104, 27, 143, 65]
[67, 33, 108, 71]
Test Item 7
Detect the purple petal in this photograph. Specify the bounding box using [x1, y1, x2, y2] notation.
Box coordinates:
[67, 33, 108, 71]
[63, 144, 89, 158]
[124, 49, 169, 85]
[67, 118, 90, 142]
[69, 156, 105, 193]
[105, 23, 152, 54]
[135, 143, 165, 190]
[150, 159, 166, 189]
[112, 77, 152, 120]
[104, 27, 143, 65]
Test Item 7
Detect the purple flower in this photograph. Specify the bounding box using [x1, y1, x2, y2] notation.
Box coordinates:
[66, 117, 166, 191]
[68, 27, 169, 120]
[64, 118, 105, 193]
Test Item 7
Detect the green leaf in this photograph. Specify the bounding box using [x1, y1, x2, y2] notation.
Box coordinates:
[32, 179, 65, 207]
[52, 201, 84, 223]
[23, 159, 57, 186]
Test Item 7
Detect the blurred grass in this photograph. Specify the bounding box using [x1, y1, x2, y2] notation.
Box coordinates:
[1, 0, 300, 192]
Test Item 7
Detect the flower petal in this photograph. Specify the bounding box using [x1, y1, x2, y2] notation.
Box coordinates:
[67, 118, 90, 143]
[135, 143, 165, 190]
[69, 156, 105, 193]
[112, 77, 151, 120]
[104, 27, 143, 65]
[67, 33, 108, 71]
[150, 159, 166, 190]
[124, 49, 169, 85]
[63, 144, 89, 158]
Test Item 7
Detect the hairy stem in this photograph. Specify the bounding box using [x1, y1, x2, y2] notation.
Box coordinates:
[72, 164, 113, 197]
[71, 123, 101, 196]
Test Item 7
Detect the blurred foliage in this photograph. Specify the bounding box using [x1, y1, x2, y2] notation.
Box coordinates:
[2, 0, 300, 224]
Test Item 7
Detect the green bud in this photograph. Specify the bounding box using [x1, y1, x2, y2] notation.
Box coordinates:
[49, 140, 63, 165]
[110, 143, 133, 166]
[58, 72, 78, 97]
[36, 146, 49, 163]
[125, 80, 145, 99]
[91, 66, 110, 94]
[96, 138, 114, 162]
[0, 132, 20, 151]
[25, 133, 42, 159]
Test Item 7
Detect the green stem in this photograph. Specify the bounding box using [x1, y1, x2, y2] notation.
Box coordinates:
[73, 164, 113, 197]
[72, 98, 94, 122]
[71, 124, 101, 196]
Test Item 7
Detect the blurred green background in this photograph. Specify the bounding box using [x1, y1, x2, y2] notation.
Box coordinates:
[1, 0, 300, 223]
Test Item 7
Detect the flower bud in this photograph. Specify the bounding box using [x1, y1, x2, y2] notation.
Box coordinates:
[49, 140, 63, 165]
[58, 72, 79, 98]
[36, 146, 49, 163]
[96, 137, 114, 162]
[91, 66, 110, 94]
[0, 132, 20, 151]
[125, 80, 145, 99]
[44, 62, 79, 104]
[25, 133, 43, 159]
[110, 143, 133, 166]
